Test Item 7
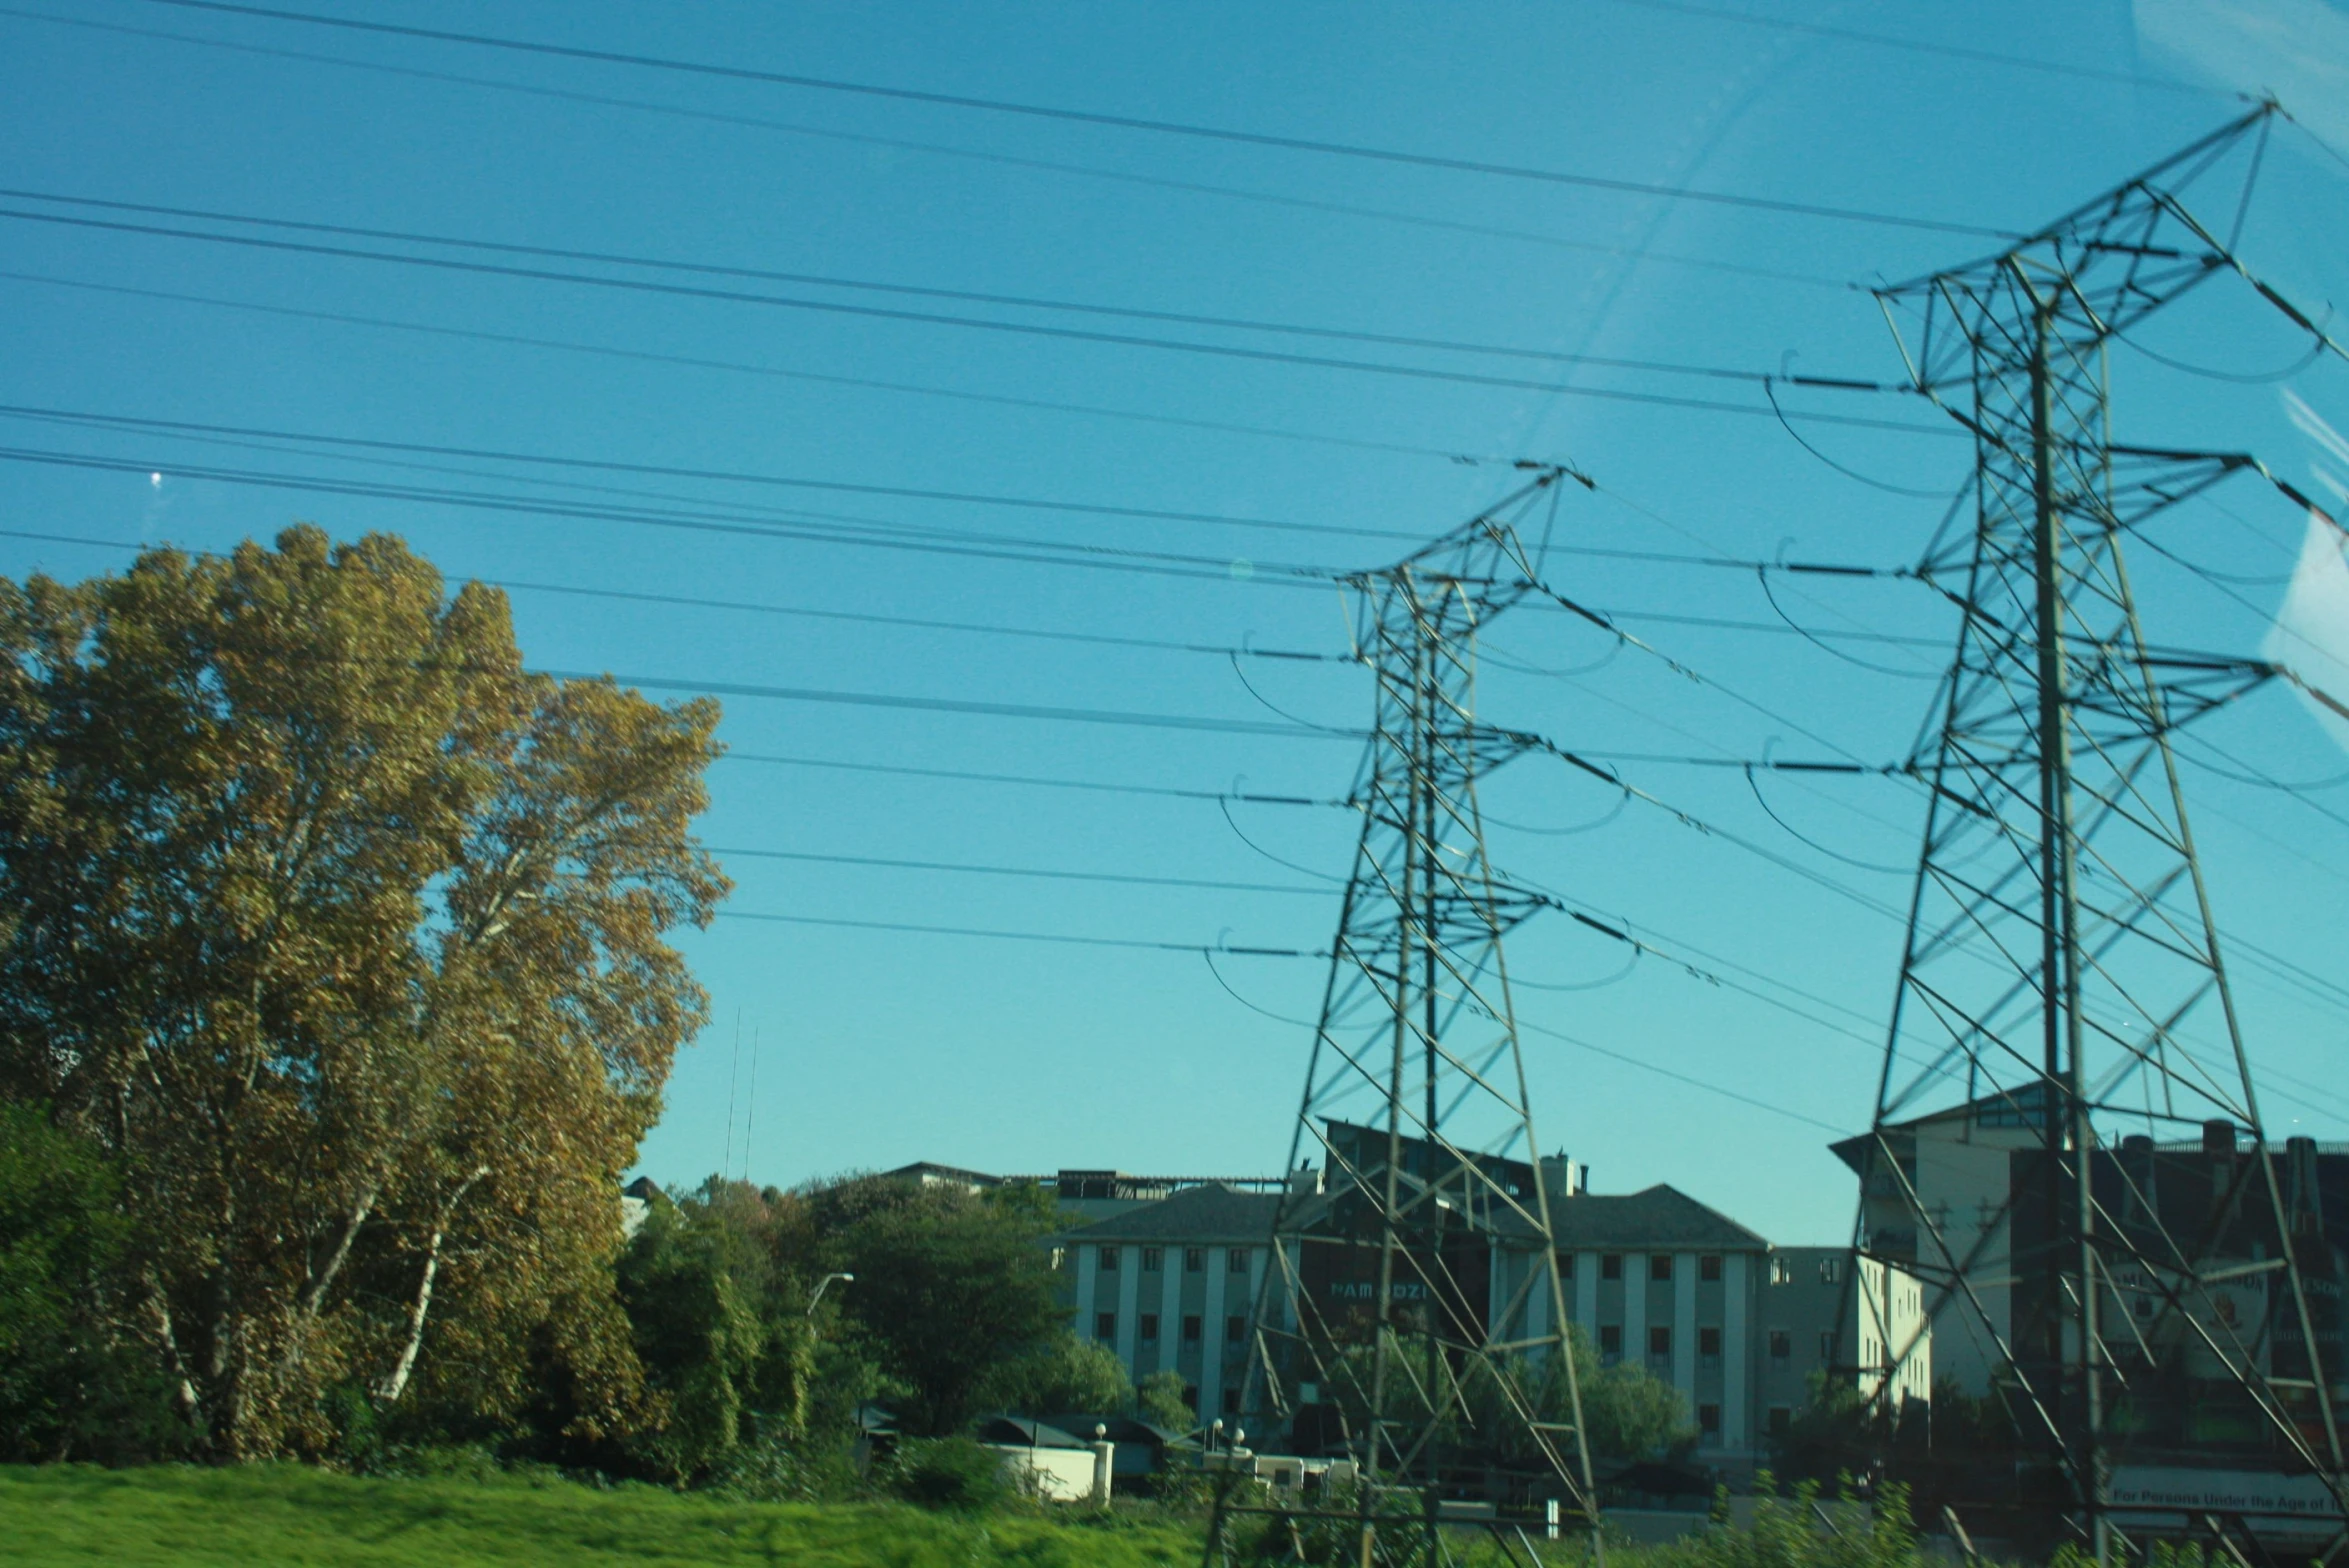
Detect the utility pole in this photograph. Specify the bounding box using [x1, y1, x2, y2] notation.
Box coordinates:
[1200, 474, 1602, 1568]
[1858, 106, 2347, 1561]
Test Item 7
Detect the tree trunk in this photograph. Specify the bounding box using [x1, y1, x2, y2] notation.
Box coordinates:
[375, 1166, 488, 1406]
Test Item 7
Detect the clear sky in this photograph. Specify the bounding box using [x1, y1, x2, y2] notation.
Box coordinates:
[2, 0, 2345, 1245]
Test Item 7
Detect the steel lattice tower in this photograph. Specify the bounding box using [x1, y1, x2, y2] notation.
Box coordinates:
[1202, 474, 1602, 1568]
[1855, 108, 2348, 1560]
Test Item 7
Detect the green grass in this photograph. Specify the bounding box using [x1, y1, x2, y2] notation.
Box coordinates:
[0, 1463, 1205, 1568]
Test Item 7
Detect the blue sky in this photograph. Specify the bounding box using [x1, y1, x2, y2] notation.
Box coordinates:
[2, 0, 2345, 1245]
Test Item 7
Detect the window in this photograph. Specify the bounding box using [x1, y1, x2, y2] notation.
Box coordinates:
[1558, 1252, 1574, 1278]
[1183, 1314, 1203, 1343]
[1651, 1254, 1674, 1282]
[1142, 1247, 1163, 1272]
[1140, 1313, 1160, 1342]
[1100, 1245, 1120, 1272]
[1818, 1256, 1841, 1285]
[1698, 1326, 1722, 1367]
[1601, 1254, 1623, 1281]
[1185, 1247, 1205, 1274]
[1050, 1246, 1066, 1271]
[1228, 1248, 1251, 1275]
[1768, 1329, 1791, 1364]
[1598, 1324, 1622, 1360]
[1769, 1255, 1793, 1286]
[1226, 1315, 1247, 1344]
[1820, 1331, 1837, 1363]
[2134, 1294, 2154, 1320]
[1767, 1406, 1793, 1437]
[1700, 1254, 1722, 1283]
[1221, 1386, 1242, 1415]
[1648, 1325, 1672, 1359]
[1698, 1403, 1721, 1436]
[1096, 1312, 1117, 1341]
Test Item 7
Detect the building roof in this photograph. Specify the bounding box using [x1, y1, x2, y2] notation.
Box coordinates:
[1545, 1184, 1768, 1251]
[1061, 1181, 1283, 1243]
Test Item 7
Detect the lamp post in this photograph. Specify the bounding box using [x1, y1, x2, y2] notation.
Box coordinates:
[807, 1271, 854, 1318]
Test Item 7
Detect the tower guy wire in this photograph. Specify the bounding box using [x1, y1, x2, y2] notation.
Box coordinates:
[1849, 104, 2348, 1564]
[1201, 472, 1604, 1568]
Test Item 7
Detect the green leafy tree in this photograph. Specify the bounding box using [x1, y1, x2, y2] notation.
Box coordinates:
[819, 1178, 1068, 1436]
[0, 1101, 182, 1460]
[0, 529, 727, 1458]
[980, 1330, 1133, 1417]
[1136, 1368, 1195, 1432]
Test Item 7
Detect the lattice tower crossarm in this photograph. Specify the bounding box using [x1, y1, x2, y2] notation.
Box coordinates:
[1857, 106, 2348, 1563]
[1200, 475, 1602, 1568]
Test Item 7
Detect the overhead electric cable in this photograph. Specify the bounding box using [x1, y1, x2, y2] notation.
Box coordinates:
[0, 268, 1514, 465]
[0, 444, 1352, 586]
[1597, 0, 2225, 97]
[719, 751, 1337, 808]
[0, 207, 1949, 431]
[0, 188, 1894, 387]
[717, 908, 1321, 958]
[127, 0, 2028, 239]
[0, 6, 1860, 293]
[707, 844, 1329, 896]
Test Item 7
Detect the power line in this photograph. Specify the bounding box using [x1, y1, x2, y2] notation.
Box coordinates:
[0, 268, 1515, 466]
[0, 400, 1423, 544]
[0, 188, 1895, 389]
[0, 444, 1352, 586]
[129, 0, 2027, 239]
[707, 844, 1329, 897]
[0, 206, 1950, 431]
[717, 907, 1321, 958]
[0, 5, 1862, 294]
[1597, 0, 2226, 98]
[720, 751, 1337, 809]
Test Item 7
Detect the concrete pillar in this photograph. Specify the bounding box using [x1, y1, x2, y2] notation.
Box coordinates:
[1159, 1248, 1185, 1376]
[1089, 1440, 1114, 1505]
[1076, 1244, 1099, 1341]
[1624, 1253, 1647, 1364]
[1724, 1252, 1750, 1452]
[1200, 1247, 1228, 1426]
[1114, 1246, 1141, 1374]
[1674, 1252, 1696, 1406]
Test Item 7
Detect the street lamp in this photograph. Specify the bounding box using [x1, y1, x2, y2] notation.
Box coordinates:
[807, 1271, 854, 1317]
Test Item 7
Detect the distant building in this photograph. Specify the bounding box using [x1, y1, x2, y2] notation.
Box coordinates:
[1012, 1133, 1928, 1461]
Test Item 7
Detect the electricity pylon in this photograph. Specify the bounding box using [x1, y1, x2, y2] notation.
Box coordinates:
[1855, 106, 2348, 1560]
[1201, 473, 1602, 1567]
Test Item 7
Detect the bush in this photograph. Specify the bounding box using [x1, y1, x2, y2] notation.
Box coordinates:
[888, 1436, 1013, 1511]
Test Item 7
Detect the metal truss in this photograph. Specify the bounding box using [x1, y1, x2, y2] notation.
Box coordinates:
[1202, 473, 1602, 1567]
[1854, 106, 2349, 1560]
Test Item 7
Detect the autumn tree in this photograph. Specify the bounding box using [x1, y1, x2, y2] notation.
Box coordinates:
[0, 526, 727, 1458]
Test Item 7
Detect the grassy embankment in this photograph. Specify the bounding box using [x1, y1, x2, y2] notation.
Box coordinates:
[0, 1463, 1204, 1568]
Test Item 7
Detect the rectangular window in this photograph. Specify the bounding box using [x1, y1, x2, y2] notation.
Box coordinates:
[1096, 1312, 1117, 1341]
[1699, 1326, 1722, 1366]
[1768, 1329, 1791, 1363]
[1820, 1331, 1837, 1363]
[1648, 1325, 1672, 1358]
[1228, 1248, 1250, 1275]
[1226, 1315, 1247, 1344]
[1598, 1324, 1622, 1360]
[1601, 1254, 1622, 1281]
[1182, 1314, 1202, 1343]
[1558, 1252, 1574, 1278]
[1221, 1386, 1241, 1415]
[1185, 1247, 1205, 1274]
[1700, 1254, 1722, 1283]
[1140, 1313, 1160, 1342]
[1769, 1255, 1793, 1286]
[1651, 1254, 1674, 1282]
[1100, 1245, 1120, 1272]
[1698, 1402, 1721, 1435]
[1768, 1405, 1793, 1437]
[1142, 1247, 1163, 1272]
[1049, 1246, 1066, 1271]
[1819, 1256, 1841, 1285]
